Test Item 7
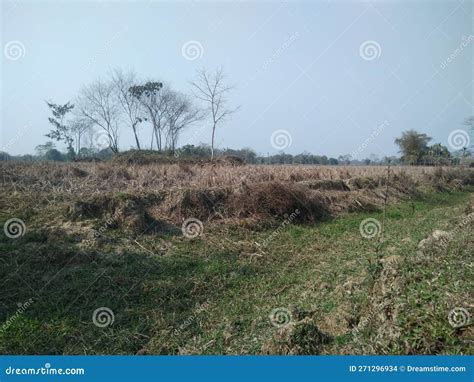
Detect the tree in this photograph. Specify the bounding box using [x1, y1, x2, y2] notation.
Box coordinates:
[338, 154, 352, 165]
[44, 148, 63, 161]
[423, 143, 451, 166]
[35, 141, 56, 157]
[78, 79, 121, 153]
[129, 81, 165, 150]
[70, 118, 93, 155]
[178, 144, 212, 158]
[78, 147, 96, 158]
[191, 68, 239, 160]
[111, 69, 144, 150]
[45, 101, 75, 155]
[164, 91, 203, 152]
[0, 152, 11, 161]
[395, 130, 431, 165]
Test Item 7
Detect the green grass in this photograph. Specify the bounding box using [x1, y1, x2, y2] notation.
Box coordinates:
[0, 190, 472, 354]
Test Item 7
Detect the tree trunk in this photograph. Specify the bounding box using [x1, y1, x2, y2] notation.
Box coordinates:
[132, 123, 141, 150]
[211, 124, 216, 160]
[154, 126, 160, 151]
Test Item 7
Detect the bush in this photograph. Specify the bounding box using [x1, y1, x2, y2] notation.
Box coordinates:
[0, 151, 11, 161]
[44, 149, 64, 161]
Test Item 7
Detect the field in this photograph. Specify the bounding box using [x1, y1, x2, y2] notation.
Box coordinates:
[0, 161, 473, 355]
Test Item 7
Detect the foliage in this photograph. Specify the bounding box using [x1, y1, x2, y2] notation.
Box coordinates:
[35, 141, 56, 157]
[0, 152, 11, 161]
[44, 148, 64, 161]
[395, 130, 432, 165]
[45, 101, 75, 155]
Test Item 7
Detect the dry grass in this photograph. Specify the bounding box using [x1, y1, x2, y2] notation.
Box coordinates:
[1, 162, 472, 232]
[0, 162, 447, 194]
[0, 161, 472, 355]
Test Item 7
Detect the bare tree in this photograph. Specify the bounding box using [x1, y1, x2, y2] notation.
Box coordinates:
[111, 69, 143, 150]
[83, 125, 97, 152]
[77, 79, 121, 153]
[70, 117, 93, 155]
[191, 68, 239, 160]
[164, 92, 203, 152]
[129, 81, 170, 151]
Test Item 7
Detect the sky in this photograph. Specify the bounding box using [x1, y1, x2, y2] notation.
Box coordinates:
[1, 0, 473, 158]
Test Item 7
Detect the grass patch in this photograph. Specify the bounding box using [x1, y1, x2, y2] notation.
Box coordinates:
[0, 190, 472, 354]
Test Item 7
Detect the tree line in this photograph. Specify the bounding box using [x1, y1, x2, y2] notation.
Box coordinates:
[42, 67, 236, 160]
[394, 126, 472, 166]
[1, 63, 471, 166]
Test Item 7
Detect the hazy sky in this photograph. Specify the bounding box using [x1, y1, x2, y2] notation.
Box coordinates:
[1, 0, 473, 158]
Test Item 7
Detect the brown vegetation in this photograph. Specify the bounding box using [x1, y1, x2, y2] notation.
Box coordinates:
[1, 162, 473, 234]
